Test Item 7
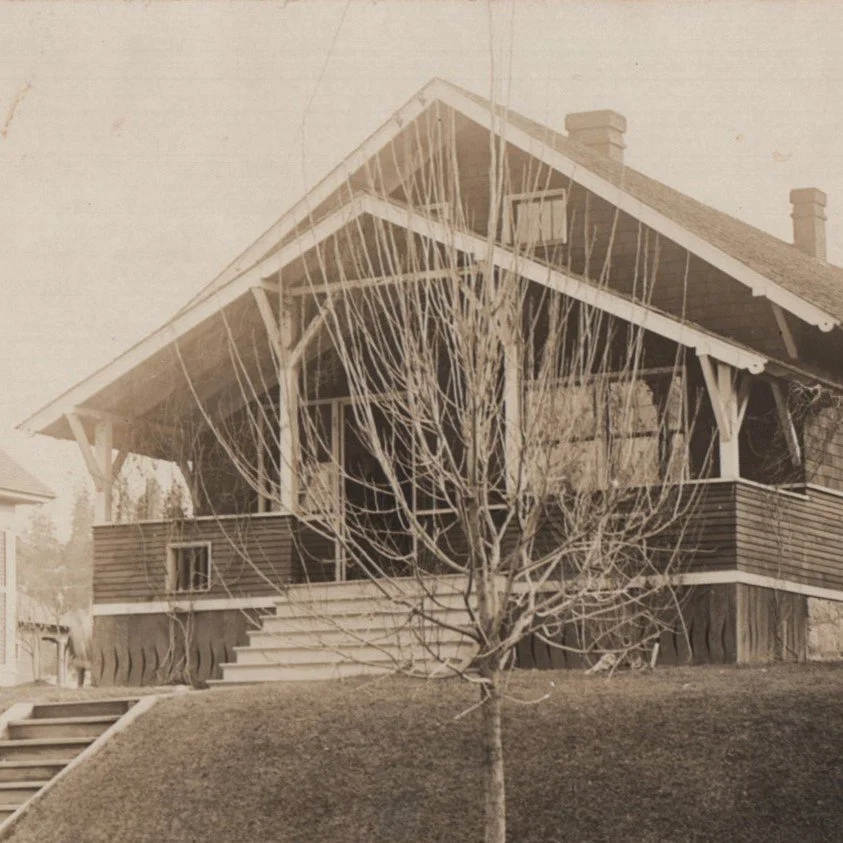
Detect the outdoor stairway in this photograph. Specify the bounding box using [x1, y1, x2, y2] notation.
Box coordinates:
[0, 698, 137, 822]
[215, 577, 479, 683]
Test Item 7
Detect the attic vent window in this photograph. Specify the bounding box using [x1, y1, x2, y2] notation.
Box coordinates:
[166, 543, 212, 593]
[505, 189, 568, 247]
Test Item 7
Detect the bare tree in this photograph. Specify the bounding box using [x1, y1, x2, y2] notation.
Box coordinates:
[175, 100, 708, 842]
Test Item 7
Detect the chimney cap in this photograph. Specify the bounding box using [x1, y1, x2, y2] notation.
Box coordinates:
[565, 110, 627, 134]
[790, 187, 827, 208]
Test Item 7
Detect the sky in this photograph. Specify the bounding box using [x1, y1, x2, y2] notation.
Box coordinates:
[1, 0, 842, 535]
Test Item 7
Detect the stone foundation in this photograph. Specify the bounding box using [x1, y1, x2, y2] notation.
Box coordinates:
[807, 598, 843, 660]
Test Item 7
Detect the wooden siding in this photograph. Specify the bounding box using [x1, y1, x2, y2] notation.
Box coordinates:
[92, 609, 261, 686]
[514, 584, 738, 669]
[93, 515, 296, 604]
[93, 514, 342, 604]
[735, 482, 843, 592]
[736, 583, 807, 663]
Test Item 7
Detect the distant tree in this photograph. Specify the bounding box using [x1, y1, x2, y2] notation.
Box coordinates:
[16, 510, 63, 603]
[162, 475, 188, 520]
[134, 475, 163, 521]
[17, 487, 93, 620]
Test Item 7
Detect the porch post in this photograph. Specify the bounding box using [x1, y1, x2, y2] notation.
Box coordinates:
[66, 411, 118, 523]
[256, 410, 268, 514]
[94, 418, 113, 523]
[278, 289, 298, 513]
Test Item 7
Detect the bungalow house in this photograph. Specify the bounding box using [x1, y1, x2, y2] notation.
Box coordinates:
[0, 447, 55, 685]
[18, 79, 843, 686]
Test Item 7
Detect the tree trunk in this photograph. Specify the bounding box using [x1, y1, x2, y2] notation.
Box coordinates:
[481, 674, 506, 843]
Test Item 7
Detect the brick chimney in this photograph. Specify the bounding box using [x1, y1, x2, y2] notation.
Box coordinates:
[565, 110, 627, 163]
[790, 187, 827, 261]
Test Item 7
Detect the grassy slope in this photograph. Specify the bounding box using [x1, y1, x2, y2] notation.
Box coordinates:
[5, 665, 843, 843]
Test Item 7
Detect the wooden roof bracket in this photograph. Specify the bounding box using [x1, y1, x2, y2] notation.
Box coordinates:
[769, 380, 802, 468]
[771, 302, 798, 360]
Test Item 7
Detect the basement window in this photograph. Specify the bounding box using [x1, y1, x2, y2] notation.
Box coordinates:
[505, 189, 568, 247]
[166, 543, 212, 593]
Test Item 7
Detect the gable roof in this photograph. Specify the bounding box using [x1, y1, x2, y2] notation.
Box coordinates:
[180, 78, 843, 332]
[454, 82, 843, 324]
[17, 78, 843, 443]
[0, 447, 54, 504]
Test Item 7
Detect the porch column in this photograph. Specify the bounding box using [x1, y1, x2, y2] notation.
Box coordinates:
[278, 292, 298, 513]
[503, 340, 522, 496]
[94, 418, 113, 522]
[699, 356, 751, 480]
[256, 410, 269, 513]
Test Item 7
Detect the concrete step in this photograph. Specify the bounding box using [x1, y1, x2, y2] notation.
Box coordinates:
[231, 638, 474, 667]
[30, 699, 137, 721]
[0, 781, 48, 802]
[255, 608, 471, 639]
[7, 715, 120, 741]
[0, 761, 66, 783]
[0, 738, 92, 763]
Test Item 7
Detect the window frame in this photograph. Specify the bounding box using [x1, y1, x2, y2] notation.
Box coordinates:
[166, 541, 213, 594]
[503, 188, 568, 247]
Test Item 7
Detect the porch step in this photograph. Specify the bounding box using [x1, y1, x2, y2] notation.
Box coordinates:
[277, 575, 469, 602]
[0, 737, 93, 763]
[218, 576, 479, 684]
[272, 593, 472, 620]
[0, 805, 22, 822]
[256, 607, 470, 638]
[0, 781, 49, 802]
[0, 761, 67, 783]
[231, 638, 474, 667]
[30, 699, 137, 721]
[7, 716, 120, 741]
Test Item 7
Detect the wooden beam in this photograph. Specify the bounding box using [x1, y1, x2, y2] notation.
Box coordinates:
[286, 266, 476, 298]
[771, 303, 798, 360]
[698, 355, 729, 440]
[698, 357, 751, 480]
[251, 286, 282, 364]
[770, 381, 802, 468]
[289, 298, 335, 368]
[736, 374, 752, 431]
[112, 449, 129, 479]
[65, 413, 103, 487]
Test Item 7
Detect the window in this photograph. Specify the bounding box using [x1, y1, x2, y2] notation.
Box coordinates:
[505, 189, 568, 247]
[525, 369, 686, 493]
[166, 543, 212, 593]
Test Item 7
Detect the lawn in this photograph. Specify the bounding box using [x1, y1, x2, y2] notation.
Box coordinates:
[4, 664, 842, 842]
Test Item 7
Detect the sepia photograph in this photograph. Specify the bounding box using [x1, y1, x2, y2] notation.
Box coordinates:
[0, 1, 841, 840]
